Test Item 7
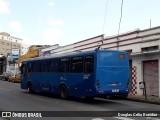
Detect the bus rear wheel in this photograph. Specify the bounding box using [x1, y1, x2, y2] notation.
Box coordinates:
[28, 83, 34, 93]
[85, 96, 95, 100]
[60, 85, 68, 100]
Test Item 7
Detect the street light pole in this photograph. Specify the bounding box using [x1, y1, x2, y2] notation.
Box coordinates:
[10, 37, 12, 62]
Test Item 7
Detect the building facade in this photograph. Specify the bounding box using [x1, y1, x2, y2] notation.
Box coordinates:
[0, 32, 23, 74]
[0, 32, 22, 57]
[21, 43, 30, 55]
[42, 26, 160, 97]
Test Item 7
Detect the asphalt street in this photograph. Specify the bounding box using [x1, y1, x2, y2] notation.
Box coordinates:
[0, 80, 160, 120]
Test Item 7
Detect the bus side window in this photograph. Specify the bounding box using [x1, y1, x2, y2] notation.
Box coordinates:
[44, 60, 49, 72]
[23, 65, 26, 75]
[84, 55, 94, 73]
[71, 56, 83, 73]
[40, 60, 47, 72]
[28, 62, 32, 73]
[38, 61, 41, 72]
[59, 58, 70, 73]
[50, 59, 59, 73]
[32, 61, 40, 72]
[32, 61, 36, 72]
[47, 60, 51, 72]
[20, 64, 23, 74]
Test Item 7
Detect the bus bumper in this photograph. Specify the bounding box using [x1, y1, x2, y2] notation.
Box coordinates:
[96, 89, 129, 95]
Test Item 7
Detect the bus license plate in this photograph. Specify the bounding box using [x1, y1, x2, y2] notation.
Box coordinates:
[112, 89, 119, 92]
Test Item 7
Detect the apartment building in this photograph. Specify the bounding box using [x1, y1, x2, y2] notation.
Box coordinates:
[0, 32, 22, 57]
[0, 32, 23, 74]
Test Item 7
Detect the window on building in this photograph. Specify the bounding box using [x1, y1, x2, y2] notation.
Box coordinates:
[141, 46, 159, 52]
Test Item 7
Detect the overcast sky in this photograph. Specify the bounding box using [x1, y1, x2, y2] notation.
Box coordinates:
[0, 0, 159, 45]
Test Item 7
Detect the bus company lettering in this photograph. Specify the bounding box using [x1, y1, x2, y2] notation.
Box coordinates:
[12, 112, 42, 117]
[28, 113, 42, 117]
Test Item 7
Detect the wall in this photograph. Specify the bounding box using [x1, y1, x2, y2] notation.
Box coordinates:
[131, 53, 160, 96]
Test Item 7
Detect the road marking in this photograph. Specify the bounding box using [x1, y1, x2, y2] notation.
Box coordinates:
[114, 117, 135, 120]
[146, 117, 160, 120]
[92, 118, 105, 120]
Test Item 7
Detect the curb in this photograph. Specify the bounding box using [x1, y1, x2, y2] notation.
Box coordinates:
[127, 97, 160, 105]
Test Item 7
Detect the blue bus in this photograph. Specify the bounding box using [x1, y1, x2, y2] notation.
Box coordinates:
[20, 49, 130, 99]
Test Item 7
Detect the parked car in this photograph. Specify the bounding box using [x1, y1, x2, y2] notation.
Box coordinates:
[0, 72, 13, 81]
[8, 73, 21, 83]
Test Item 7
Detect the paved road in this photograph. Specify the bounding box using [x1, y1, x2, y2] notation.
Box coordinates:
[0, 80, 160, 120]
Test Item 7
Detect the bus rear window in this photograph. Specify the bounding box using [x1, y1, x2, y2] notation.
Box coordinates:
[119, 54, 125, 59]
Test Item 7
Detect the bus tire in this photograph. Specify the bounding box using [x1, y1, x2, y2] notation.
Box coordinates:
[28, 82, 34, 93]
[121, 94, 128, 99]
[60, 85, 68, 100]
[85, 96, 95, 100]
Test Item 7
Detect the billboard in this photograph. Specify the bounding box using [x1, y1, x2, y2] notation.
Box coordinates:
[12, 48, 19, 59]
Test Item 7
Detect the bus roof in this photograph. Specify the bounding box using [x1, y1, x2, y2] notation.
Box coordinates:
[23, 49, 126, 62]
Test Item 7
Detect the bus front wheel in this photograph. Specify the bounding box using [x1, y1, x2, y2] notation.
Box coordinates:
[60, 85, 68, 100]
[28, 82, 34, 93]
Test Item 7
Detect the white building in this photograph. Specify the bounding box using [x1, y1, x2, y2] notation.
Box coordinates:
[41, 26, 160, 97]
[0, 32, 22, 57]
[21, 43, 30, 55]
[0, 32, 23, 74]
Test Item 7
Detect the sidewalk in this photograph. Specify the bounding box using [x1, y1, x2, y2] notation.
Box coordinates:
[0, 118, 7, 120]
[127, 94, 160, 105]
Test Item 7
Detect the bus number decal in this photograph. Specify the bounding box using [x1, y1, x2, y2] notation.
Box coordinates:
[84, 74, 90, 79]
[112, 89, 119, 92]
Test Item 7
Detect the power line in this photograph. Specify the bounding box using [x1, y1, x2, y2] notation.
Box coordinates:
[102, 0, 109, 34]
[117, 0, 124, 50]
[97, 0, 109, 50]
[118, 0, 124, 36]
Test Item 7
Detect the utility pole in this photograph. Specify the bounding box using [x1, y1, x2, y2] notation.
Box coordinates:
[150, 19, 152, 28]
[10, 37, 12, 62]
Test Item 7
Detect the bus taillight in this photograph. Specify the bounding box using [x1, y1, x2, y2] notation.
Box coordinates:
[96, 79, 100, 85]
[96, 79, 101, 90]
